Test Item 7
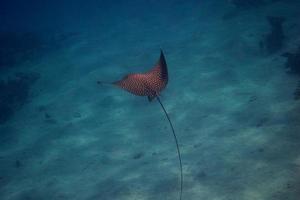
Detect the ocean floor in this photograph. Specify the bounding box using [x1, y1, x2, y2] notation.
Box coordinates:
[1, 0, 300, 199]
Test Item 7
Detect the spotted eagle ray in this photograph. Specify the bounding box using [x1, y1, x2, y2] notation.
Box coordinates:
[98, 50, 183, 200]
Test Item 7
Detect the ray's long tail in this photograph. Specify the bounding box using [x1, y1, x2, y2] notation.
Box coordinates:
[156, 96, 183, 200]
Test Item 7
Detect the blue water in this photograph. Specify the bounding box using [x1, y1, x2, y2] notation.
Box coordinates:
[1, 0, 300, 199]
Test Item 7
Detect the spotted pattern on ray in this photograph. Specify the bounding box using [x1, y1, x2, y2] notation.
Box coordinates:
[113, 50, 168, 100]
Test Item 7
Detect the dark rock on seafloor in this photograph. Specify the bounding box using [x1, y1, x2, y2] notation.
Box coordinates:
[230, 0, 265, 8]
[0, 72, 39, 124]
[264, 16, 286, 54]
[282, 46, 300, 100]
[282, 47, 300, 75]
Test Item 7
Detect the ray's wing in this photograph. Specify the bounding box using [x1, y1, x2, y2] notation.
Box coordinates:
[113, 73, 153, 96]
[144, 50, 168, 94]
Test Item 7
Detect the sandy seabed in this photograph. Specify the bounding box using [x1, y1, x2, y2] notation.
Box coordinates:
[0, 1, 300, 199]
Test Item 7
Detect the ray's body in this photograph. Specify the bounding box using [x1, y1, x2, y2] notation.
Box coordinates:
[112, 50, 168, 101]
[98, 50, 183, 200]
